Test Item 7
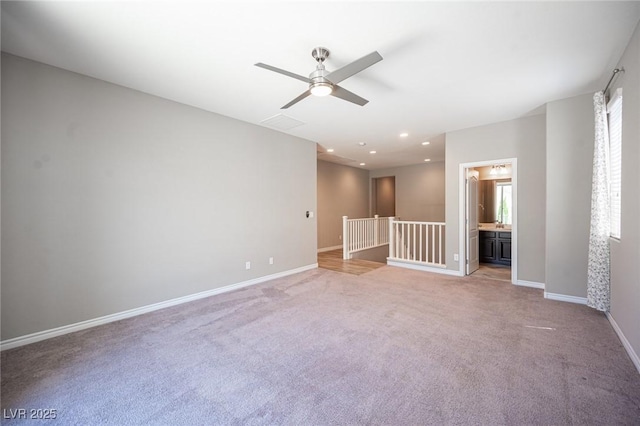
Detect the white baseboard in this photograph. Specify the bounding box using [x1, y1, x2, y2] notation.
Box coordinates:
[515, 280, 545, 289]
[317, 245, 342, 253]
[387, 259, 464, 276]
[606, 312, 640, 375]
[0, 263, 318, 351]
[544, 291, 587, 305]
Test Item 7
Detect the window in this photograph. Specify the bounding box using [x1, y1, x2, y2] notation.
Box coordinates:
[608, 89, 623, 239]
[495, 181, 512, 225]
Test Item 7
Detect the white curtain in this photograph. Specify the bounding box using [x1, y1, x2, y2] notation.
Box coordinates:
[587, 91, 611, 312]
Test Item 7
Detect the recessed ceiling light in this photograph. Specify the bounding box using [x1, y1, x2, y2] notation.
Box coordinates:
[358, 142, 367, 146]
[370, 150, 377, 154]
[422, 141, 430, 146]
[424, 158, 431, 162]
[399, 133, 409, 138]
[360, 162, 366, 166]
[327, 148, 334, 153]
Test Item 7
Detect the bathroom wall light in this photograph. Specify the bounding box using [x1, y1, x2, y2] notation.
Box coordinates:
[490, 164, 508, 175]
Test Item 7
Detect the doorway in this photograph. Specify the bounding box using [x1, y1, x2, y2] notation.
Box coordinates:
[372, 176, 395, 217]
[459, 159, 517, 284]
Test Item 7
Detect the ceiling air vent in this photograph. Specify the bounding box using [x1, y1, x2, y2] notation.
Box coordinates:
[260, 114, 305, 131]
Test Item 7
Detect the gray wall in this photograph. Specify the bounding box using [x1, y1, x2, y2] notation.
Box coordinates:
[370, 162, 445, 222]
[317, 160, 369, 250]
[1, 54, 318, 341]
[609, 20, 640, 367]
[445, 115, 546, 283]
[545, 93, 594, 297]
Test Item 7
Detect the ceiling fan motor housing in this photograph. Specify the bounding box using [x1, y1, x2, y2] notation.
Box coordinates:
[309, 47, 333, 95]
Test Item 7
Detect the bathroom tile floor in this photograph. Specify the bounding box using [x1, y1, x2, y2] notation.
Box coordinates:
[473, 263, 511, 282]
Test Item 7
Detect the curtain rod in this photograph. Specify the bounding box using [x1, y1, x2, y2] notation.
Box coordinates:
[603, 68, 624, 93]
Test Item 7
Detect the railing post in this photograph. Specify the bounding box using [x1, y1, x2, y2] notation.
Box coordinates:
[388, 217, 395, 259]
[374, 214, 379, 246]
[342, 216, 349, 260]
[439, 224, 443, 266]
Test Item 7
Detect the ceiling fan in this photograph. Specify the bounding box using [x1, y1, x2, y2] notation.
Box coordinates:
[255, 47, 383, 109]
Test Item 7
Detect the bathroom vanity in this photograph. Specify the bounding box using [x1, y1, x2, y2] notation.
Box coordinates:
[479, 226, 511, 266]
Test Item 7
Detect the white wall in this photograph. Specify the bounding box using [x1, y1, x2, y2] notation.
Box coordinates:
[1, 54, 318, 341]
[609, 20, 640, 368]
[370, 162, 445, 222]
[545, 93, 594, 298]
[316, 160, 369, 250]
[445, 115, 546, 284]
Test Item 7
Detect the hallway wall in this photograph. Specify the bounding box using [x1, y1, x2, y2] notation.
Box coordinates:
[370, 162, 445, 222]
[317, 160, 369, 250]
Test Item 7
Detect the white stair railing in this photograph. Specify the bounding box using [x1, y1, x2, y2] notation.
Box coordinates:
[388, 217, 445, 267]
[342, 215, 392, 259]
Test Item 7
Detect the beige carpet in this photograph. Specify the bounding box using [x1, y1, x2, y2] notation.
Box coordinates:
[2, 266, 639, 424]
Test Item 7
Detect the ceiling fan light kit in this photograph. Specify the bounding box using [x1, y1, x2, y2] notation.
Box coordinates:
[255, 46, 383, 109]
[310, 82, 333, 97]
[309, 82, 333, 97]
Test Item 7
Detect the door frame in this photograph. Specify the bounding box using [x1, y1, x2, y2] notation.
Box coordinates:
[458, 158, 518, 284]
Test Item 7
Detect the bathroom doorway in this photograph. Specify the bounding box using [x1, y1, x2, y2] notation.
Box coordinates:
[460, 159, 517, 284]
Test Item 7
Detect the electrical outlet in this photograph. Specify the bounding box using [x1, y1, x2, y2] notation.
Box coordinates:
[454, 254, 459, 261]
[245, 261, 251, 270]
[339, 235, 342, 240]
[269, 257, 274, 265]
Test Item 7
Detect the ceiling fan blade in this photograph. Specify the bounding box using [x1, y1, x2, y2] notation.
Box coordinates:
[282, 90, 312, 109]
[325, 51, 383, 84]
[254, 63, 311, 83]
[331, 85, 369, 106]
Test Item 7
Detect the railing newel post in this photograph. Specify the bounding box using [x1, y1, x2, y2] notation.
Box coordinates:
[342, 216, 349, 260]
[388, 217, 395, 259]
[374, 215, 379, 246]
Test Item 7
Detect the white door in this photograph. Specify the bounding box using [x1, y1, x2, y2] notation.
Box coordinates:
[466, 170, 479, 274]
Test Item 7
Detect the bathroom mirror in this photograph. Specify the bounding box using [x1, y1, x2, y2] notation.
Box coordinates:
[478, 179, 512, 224]
[475, 164, 512, 225]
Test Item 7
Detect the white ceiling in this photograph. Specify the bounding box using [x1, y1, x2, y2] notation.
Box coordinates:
[2, 1, 639, 170]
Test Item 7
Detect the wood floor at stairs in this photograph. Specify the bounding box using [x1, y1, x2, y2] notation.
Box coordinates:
[317, 249, 386, 276]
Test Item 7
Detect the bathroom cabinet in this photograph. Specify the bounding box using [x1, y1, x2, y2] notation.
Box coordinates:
[479, 231, 511, 266]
